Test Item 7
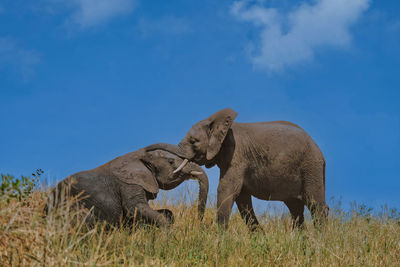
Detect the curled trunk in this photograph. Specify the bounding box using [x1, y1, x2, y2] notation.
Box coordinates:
[188, 163, 209, 220]
[144, 143, 187, 158]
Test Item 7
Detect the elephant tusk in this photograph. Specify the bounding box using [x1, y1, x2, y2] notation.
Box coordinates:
[190, 171, 203, 176]
[173, 159, 188, 174]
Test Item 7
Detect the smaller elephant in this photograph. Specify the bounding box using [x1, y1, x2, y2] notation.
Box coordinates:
[47, 143, 209, 228]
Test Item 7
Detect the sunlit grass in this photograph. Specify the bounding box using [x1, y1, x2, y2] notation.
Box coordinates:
[1, 191, 399, 266]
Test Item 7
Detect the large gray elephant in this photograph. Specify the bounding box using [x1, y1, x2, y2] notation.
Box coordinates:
[47, 143, 208, 228]
[150, 108, 328, 230]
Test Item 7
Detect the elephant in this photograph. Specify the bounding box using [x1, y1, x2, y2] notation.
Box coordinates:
[149, 108, 328, 231]
[47, 143, 209, 228]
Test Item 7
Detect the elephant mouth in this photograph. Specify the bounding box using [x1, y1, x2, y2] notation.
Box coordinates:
[193, 154, 207, 165]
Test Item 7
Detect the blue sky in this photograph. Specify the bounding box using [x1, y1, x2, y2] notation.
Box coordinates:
[1, 0, 399, 213]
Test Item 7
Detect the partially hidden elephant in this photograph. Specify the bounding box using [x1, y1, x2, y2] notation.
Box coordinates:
[47, 143, 208, 228]
[150, 108, 328, 230]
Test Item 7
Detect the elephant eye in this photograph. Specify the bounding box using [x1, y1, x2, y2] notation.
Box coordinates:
[168, 158, 174, 165]
[189, 137, 198, 144]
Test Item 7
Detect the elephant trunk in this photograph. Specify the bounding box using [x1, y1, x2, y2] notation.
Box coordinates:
[144, 143, 187, 158]
[188, 163, 209, 221]
[144, 143, 189, 173]
[145, 143, 208, 220]
[145, 143, 192, 175]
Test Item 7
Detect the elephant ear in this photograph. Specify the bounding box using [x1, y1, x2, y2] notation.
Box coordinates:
[111, 156, 159, 194]
[206, 108, 238, 161]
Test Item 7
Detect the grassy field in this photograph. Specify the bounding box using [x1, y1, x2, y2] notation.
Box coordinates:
[1, 190, 399, 266]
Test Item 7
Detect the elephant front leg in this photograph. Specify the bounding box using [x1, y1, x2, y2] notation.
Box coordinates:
[236, 190, 262, 232]
[217, 173, 242, 229]
[121, 184, 171, 228]
[134, 203, 171, 227]
[156, 209, 174, 224]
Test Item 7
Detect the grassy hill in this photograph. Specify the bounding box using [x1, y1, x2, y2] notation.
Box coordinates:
[1, 188, 399, 266]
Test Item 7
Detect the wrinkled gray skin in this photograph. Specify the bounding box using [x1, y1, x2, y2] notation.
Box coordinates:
[152, 108, 328, 230]
[48, 143, 208, 228]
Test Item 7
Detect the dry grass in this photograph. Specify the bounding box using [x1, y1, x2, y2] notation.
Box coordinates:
[1, 191, 399, 266]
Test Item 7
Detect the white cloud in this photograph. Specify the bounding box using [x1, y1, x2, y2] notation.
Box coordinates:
[231, 0, 370, 72]
[72, 0, 137, 28]
[0, 38, 41, 80]
[137, 16, 191, 37]
[46, 0, 138, 28]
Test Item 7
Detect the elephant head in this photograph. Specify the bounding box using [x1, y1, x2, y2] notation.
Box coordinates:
[113, 143, 209, 220]
[154, 108, 238, 170]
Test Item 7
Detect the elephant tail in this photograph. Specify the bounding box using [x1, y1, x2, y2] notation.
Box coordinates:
[323, 160, 330, 215]
[323, 160, 326, 192]
[44, 176, 77, 215]
[43, 182, 61, 215]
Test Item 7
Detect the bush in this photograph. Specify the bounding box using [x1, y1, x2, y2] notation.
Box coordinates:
[0, 169, 43, 202]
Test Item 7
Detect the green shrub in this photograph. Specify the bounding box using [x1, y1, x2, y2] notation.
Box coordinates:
[0, 169, 43, 202]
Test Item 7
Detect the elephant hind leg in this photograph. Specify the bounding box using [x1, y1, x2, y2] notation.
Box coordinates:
[284, 198, 305, 229]
[236, 190, 262, 232]
[305, 200, 329, 227]
[302, 160, 329, 226]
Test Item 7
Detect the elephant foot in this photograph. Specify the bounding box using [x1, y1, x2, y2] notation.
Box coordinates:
[156, 209, 175, 224]
[250, 224, 265, 233]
